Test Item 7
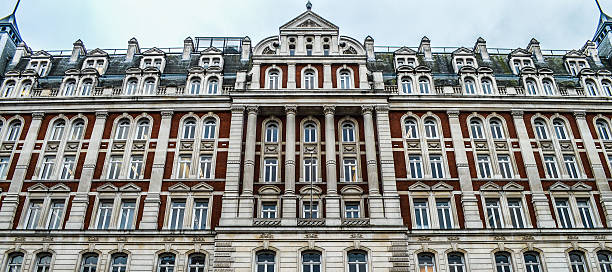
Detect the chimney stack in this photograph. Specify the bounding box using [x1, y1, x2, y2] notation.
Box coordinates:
[183, 37, 195, 60]
[527, 38, 544, 63]
[11, 42, 30, 65]
[126, 38, 140, 62]
[241, 36, 251, 62]
[474, 37, 490, 62]
[70, 39, 86, 63]
[364, 36, 375, 61]
[582, 40, 602, 65]
[419, 36, 432, 61]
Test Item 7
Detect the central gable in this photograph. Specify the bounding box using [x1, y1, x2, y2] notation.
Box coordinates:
[280, 11, 339, 34]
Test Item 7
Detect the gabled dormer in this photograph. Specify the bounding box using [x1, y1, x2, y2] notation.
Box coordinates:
[393, 47, 418, 70]
[140, 47, 166, 73]
[199, 47, 223, 71]
[563, 50, 589, 76]
[27, 51, 52, 77]
[451, 47, 477, 73]
[508, 48, 534, 75]
[82, 48, 109, 75]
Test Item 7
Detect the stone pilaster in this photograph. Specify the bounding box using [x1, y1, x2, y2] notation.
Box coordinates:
[251, 64, 261, 89]
[323, 105, 341, 225]
[362, 106, 384, 224]
[512, 110, 556, 228]
[447, 110, 484, 228]
[238, 106, 258, 220]
[65, 110, 108, 230]
[323, 64, 332, 89]
[282, 105, 298, 225]
[358, 64, 369, 89]
[0, 111, 44, 229]
[220, 106, 246, 226]
[287, 63, 296, 89]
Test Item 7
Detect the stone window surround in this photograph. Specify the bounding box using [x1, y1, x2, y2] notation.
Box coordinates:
[199, 54, 224, 69]
[299, 186, 323, 219]
[343, 247, 372, 272]
[89, 192, 142, 230]
[0, 115, 23, 180]
[139, 56, 166, 73]
[509, 56, 534, 75]
[162, 192, 213, 230]
[256, 191, 281, 219]
[592, 115, 612, 173]
[81, 56, 108, 75]
[408, 190, 460, 229]
[459, 70, 498, 95]
[564, 58, 590, 76]
[59, 75, 98, 97]
[18, 193, 69, 230]
[172, 113, 220, 180]
[479, 190, 533, 229]
[258, 117, 283, 183]
[335, 65, 355, 89]
[490, 250, 516, 272]
[396, 70, 434, 95]
[341, 194, 365, 219]
[299, 116, 322, 183]
[337, 117, 363, 183]
[520, 73, 557, 96]
[0, 76, 37, 98]
[186, 73, 224, 95]
[27, 58, 51, 77]
[579, 74, 612, 97]
[265, 65, 283, 90]
[300, 64, 319, 89]
[400, 112, 450, 179]
[394, 55, 418, 69]
[550, 191, 603, 229]
[153, 251, 178, 272]
[452, 56, 478, 73]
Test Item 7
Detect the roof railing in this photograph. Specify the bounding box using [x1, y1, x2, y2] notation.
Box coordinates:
[373, 46, 571, 56]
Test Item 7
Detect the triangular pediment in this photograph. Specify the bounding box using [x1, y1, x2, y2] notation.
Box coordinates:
[87, 48, 108, 57]
[119, 183, 141, 192]
[509, 48, 531, 57]
[408, 182, 431, 191]
[452, 47, 474, 56]
[480, 181, 501, 191]
[549, 181, 571, 191]
[31, 50, 51, 58]
[394, 47, 417, 55]
[564, 50, 586, 59]
[142, 47, 166, 56]
[502, 182, 524, 191]
[191, 182, 214, 192]
[50, 183, 71, 192]
[168, 182, 190, 192]
[571, 182, 592, 191]
[201, 47, 222, 54]
[96, 183, 118, 192]
[28, 183, 49, 192]
[280, 11, 339, 32]
[432, 182, 453, 191]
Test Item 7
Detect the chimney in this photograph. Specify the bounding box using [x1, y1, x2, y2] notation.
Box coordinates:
[241, 36, 251, 62]
[70, 39, 86, 63]
[527, 38, 544, 63]
[474, 37, 490, 62]
[364, 36, 375, 61]
[418, 36, 432, 61]
[126, 37, 140, 62]
[11, 42, 30, 65]
[582, 40, 602, 65]
[182, 37, 195, 60]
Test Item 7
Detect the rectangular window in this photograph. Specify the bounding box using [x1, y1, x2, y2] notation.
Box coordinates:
[430, 155, 444, 178]
[264, 158, 278, 182]
[544, 155, 559, 178]
[563, 155, 579, 179]
[507, 199, 526, 228]
[414, 199, 430, 229]
[46, 200, 64, 230]
[199, 155, 213, 179]
[60, 155, 76, 180]
[107, 155, 122, 180]
[178, 155, 191, 179]
[96, 201, 113, 230]
[343, 158, 357, 182]
[477, 155, 492, 178]
[169, 200, 186, 230]
[192, 200, 209, 230]
[261, 203, 277, 219]
[303, 202, 318, 219]
[25, 200, 43, 229]
[345, 202, 360, 218]
[577, 199, 594, 228]
[497, 155, 513, 179]
[118, 200, 135, 230]
[555, 199, 573, 228]
[304, 158, 317, 182]
[0, 156, 9, 179]
[408, 155, 423, 179]
[39, 155, 56, 180]
[436, 199, 453, 229]
[128, 155, 143, 179]
[485, 199, 503, 228]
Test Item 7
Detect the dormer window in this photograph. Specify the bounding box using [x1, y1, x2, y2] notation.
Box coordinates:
[454, 57, 476, 72]
[397, 59, 405, 65]
[456, 59, 463, 70]
[513, 60, 521, 74]
[510, 57, 534, 74]
[142, 57, 164, 70]
[154, 59, 162, 69]
[28, 60, 50, 77]
[84, 58, 107, 74]
[566, 59, 589, 76]
[87, 60, 95, 68]
[202, 58, 210, 67]
[406, 59, 416, 67]
[212, 58, 220, 66]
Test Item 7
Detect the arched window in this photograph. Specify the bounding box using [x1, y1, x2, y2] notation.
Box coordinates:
[586, 80, 598, 96]
[5, 252, 24, 272]
[526, 79, 537, 95]
[597, 250, 612, 272]
[80, 79, 92, 96]
[304, 70, 316, 89]
[424, 118, 438, 139]
[302, 251, 321, 272]
[304, 122, 317, 143]
[125, 78, 138, 95]
[265, 122, 279, 143]
[448, 252, 466, 272]
[490, 119, 505, 139]
[2, 81, 15, 97]
[543, 79, 555, 95]
[470, 119, 484, 139]
[80, 253, 99, 272]
[494, 252, 513, 272]
[603, 80, 612, 96]
[464, 78, 476, 94]
[417, 253, 436, 272]
[268, 69, 280, 89]
[401, 78, 412, 94]
[256, 251, 276, 272]
[34, 253, 52, 272]
[482, 78, 493, 94]
[190, 78, 202, 95]
[6, 121, 21, 141]
[187, 253, 206, 272]
[207, 78, 219, 94]
[569, 251, 588, 272]
[523, 251, 542, 272]
[404, 118, 418, 139]
[135, 119, 150, 140]
[534, 119, 549, 140]
[183, 118, 197, 139]
[597, 120, 611, 140]
[342, 121, 356, 142]
[110, 253, 128, 272]
[347, 250, 368, 272]
[19, 81, 32, 97]
[50, 120, 65, 141]
[143, 78, 156, 95]
[157, 253, 175, 272]
[115, 119, 130, 140]
[63, 80, 76, 96]
[419, 77, 431, 94]
[70, 120, 85, 140]
[202, 118, 216, 139]
[339, 70, 351, 89]
[553, 119, 568, 140]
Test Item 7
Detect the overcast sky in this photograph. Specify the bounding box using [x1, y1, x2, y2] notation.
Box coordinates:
[1, 0, 610, 51]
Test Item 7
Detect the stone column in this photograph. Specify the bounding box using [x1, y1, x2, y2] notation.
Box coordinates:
[139, 110, 173, 229]
[287, 63, 296, 89]
[324, 105, 341, 225]
[374, 106, 403, 225]
[511, 110, 556, 228]
[65, 110, 108, 229]
[447, 110, 484, 228]
[282, 105, 298, 225]
[362, 106, 385, 224]
[574, 110, 612, 226]
[251, 64, 261, 89]
[220, 106, 246, 226]
[323, 64, 332, 89]
[0, 111, 44, 229]
[238, 106, 258, 219]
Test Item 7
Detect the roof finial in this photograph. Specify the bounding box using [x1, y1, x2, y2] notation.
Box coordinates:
[11, 0, 21, 16]
[306, 1, 312, 11]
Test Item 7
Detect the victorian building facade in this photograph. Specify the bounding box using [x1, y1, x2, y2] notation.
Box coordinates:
[1, 2, 612, 272]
